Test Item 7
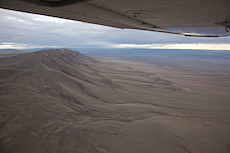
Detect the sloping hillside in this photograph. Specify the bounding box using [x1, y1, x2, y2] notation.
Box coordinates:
[0, 49, 229, 153]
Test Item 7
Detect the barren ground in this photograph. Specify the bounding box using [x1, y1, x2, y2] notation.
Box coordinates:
[0, 49, 229, 153]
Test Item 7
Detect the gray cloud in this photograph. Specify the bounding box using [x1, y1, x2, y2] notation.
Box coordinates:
[0, 8, 230, 49]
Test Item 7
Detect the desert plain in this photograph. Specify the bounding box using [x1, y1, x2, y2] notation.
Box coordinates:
[0, 49, 229, 153]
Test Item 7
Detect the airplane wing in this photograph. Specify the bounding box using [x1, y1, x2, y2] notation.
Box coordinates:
[0, 0, 229, 37]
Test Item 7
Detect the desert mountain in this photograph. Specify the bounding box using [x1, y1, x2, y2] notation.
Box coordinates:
[0, 49, 229, 153]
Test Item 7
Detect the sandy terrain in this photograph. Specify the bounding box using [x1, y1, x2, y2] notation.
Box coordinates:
[0, 49, 229, 153]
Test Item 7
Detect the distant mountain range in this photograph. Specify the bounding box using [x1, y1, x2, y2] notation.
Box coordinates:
[1, 48, 230, 60]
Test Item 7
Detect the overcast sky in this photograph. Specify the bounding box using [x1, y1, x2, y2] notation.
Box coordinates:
[0, 8, 229, 50]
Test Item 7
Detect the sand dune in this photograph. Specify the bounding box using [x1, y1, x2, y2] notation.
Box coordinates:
[0, 49, 229, 153]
